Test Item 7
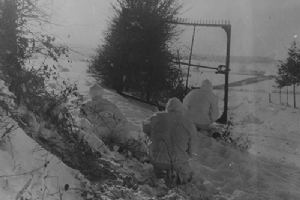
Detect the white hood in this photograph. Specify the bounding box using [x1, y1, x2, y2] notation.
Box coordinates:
[166, 97, 185, 114]
[89, 83, 104, 99]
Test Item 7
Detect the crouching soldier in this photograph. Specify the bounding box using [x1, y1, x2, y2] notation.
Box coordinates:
[143, 98, 197, 185]
[183, 79, 219, 135]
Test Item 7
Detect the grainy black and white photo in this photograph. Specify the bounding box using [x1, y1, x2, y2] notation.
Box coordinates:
[0, 0, 300, 199]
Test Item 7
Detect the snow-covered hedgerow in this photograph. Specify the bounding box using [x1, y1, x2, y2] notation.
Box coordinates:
[0, 77, 199, 200]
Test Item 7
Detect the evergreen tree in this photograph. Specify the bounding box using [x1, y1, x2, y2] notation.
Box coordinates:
[276, 41, 300, 108]
[286, 41, 300, 108]
[91, 0, 183, 101]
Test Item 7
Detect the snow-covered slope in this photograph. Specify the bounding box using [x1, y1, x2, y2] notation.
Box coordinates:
[0, 123, 83, 200]
[13, 57, 300, 199]
[0, 79, 83, 199]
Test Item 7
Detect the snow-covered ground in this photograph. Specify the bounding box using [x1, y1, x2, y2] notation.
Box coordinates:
[57, 57, 300, 199]
[2, 56, 300, 199]
[0, 79, 85, 200]
[60, 58, 300, 168]
[227, 88, 300, 167]
[0, 124, 84, 200]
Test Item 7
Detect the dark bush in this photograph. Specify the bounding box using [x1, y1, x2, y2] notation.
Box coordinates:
[90, 0, 184, 102]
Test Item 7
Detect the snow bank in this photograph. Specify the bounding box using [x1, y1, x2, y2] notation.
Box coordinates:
[0, 77, 83, 199]
[0, 127, 83, 200]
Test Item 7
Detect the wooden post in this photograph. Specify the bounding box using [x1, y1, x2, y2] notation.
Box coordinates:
[279, 88, 282, 104]
[287, 86, 289, 106]
[185, 25, 196, 92]
[269, 93, 272, 103]
[177, 49, 181, 70]
[177, 49, 182, 82]
[217, 24, 231, 124]
[293, 84, 296, 108]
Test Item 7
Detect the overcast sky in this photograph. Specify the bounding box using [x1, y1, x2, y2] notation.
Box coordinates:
[49, 0, 300, 59]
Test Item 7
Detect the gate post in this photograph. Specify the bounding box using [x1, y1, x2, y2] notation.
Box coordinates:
[217, 23, 231, 124]
[166, 18, 231, 124]
[185, 25, 196, 92]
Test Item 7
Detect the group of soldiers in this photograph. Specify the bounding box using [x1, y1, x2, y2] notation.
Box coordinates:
[143, 79, 219, 184]
[85, 80, 219, 185]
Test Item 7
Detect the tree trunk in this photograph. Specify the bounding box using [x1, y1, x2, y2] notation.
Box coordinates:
[293, 84, 296, 108]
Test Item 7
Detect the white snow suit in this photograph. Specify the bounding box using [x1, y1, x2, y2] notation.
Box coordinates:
[143, 98, 196, 183]
[183, 79, 219, 130]
[81, 84, 129, 144]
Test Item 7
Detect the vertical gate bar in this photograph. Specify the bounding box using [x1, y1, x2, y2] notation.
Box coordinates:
[224, 25, 231, 123]
[177, 49, 181, 69]
[185, 25, 196, 92]
[217, 25, 231, 124]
